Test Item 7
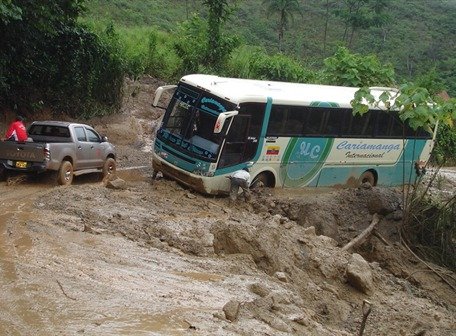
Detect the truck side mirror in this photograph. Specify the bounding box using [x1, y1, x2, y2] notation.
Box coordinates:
[214, 111, 239, 134]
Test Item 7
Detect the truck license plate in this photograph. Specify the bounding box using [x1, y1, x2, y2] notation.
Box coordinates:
[15, 161, 27, 168]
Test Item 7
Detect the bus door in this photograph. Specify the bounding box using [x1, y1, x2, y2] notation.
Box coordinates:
[218, 115, 252, 168]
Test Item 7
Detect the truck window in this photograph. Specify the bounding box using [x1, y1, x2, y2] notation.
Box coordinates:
[86, 129, 100, 142]
[75, 127, 86, 141]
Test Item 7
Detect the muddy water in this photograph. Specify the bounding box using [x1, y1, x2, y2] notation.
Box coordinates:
[0, 181, 232, 335]
[0, 184, 52, 335]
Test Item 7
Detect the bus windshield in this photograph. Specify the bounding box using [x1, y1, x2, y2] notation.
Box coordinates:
[158, 84, 236, 162]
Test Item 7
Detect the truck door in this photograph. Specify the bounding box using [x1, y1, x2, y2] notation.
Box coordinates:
[73, 126, 93, 169]
[84, 128, 104, 168]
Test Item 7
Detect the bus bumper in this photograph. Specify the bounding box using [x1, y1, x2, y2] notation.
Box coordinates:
[152, 153, 229, 195]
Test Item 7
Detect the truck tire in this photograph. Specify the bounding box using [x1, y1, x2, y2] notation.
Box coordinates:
[57, 161, 74, 186]
[0, 166, 6, 182]
[102, 158, 117, 179]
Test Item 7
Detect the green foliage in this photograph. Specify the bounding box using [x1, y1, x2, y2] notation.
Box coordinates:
[333, 0, 391, 46]
[0, 0, 22, 24]
[321, 46, 395, 87]
[83, 0, 456, 96]
[173, 15, 208, 74]
[202, 0, 240, 72]
[0, 0, 124, 118]
[434, 123, 456, 166]
[262, 0, 301, 51]
[405, 187, 456, 270]
[248, 52, 315, 83]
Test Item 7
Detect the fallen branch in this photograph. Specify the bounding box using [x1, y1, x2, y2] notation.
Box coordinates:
[358, 300, 372, 336]
[372, 229, 390, 246]
[342, 214, 381, 252]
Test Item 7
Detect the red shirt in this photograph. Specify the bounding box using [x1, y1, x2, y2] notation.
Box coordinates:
[5, 120, 28, 142]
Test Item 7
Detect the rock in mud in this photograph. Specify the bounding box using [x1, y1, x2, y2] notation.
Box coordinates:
[367, 188, 401, 215]
[106, 177, 127, 190]
[223, 300, 240, 322]
[346, 253, 374, 294]
[249, 283, 271, 297]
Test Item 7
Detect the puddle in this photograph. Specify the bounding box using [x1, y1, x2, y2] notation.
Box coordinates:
[0, 212, 18, 283]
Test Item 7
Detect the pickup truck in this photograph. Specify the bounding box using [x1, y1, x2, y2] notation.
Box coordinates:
[0, 121, 116, 185]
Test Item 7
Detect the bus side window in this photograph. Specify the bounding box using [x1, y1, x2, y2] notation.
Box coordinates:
[267, 106, 287, 135]
[343, 109, 375, 137]
[376, 111, 392, 137]
[322, 109, 343, 136]
[285, 107, 304, 135]
[302, 107, 324, 136]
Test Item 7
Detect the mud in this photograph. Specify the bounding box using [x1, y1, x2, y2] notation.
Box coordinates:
[0, 78, 455, 335]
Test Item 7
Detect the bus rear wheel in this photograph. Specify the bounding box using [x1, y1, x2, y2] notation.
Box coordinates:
[359, 171, 376, 186]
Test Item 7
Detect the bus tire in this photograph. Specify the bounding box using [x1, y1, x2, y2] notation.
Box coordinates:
[251, 172, 270, 188]
[359, 171, 376, 186]
[102, 158, 117, 179]
[57, 161, 74, 186]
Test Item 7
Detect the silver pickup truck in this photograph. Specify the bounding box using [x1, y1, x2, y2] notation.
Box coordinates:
[0, 121, 116, 185]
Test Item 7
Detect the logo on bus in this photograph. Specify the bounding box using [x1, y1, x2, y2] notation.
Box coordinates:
[281, 138, 333, 187]
[300, 142, 321, 159]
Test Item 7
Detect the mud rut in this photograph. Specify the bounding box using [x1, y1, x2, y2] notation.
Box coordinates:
[0, 78, 455, 335]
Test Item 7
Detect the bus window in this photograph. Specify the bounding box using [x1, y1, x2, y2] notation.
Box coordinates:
[165, 100, 193, 136]
[390, 113, 405, 138]
[285, 107, 305, 135]
[322, 109, 343, 136]
[267, 107, 286, 135]
[342, 109, 375, 137]
[302, 107, 324, 136]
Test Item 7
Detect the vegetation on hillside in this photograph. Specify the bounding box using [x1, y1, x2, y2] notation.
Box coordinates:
[83, 0, 456, 96]
[0, 1, 125, 118]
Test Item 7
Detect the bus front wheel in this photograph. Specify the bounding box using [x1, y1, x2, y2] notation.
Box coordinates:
[251, 172, 271, 188]
[359, 171, 376, 186]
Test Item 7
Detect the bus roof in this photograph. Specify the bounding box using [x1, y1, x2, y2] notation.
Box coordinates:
[180, 74, 397, 109]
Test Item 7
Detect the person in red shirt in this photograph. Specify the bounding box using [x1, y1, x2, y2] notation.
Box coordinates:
[3, 116, 28, 142]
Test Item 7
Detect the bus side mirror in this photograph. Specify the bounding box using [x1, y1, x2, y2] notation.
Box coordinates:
[153, 85, 177, 108]
[214, 111, 239, 134]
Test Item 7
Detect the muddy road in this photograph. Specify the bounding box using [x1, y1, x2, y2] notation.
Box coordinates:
[0, 78, 455, 335]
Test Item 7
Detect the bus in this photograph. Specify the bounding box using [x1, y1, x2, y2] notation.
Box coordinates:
[151, 74, 435, 195]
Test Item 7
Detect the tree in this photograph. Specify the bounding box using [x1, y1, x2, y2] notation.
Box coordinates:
[334, 0, 390, 47]
[0, 0, 124, 117]
[202, 0, 238, 71]
[262, 0, 302, 52]
[320, 46, 395, 87]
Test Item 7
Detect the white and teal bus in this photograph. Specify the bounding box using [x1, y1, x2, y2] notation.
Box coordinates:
[152, 74, 435, 194]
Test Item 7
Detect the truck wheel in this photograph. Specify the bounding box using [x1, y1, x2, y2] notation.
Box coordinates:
[102, 158, 117, 179]
[57, 161, 74, 186]
[0, 167, 6, 182]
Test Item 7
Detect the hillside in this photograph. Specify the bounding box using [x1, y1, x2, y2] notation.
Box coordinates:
[83, 0, 456, 94]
